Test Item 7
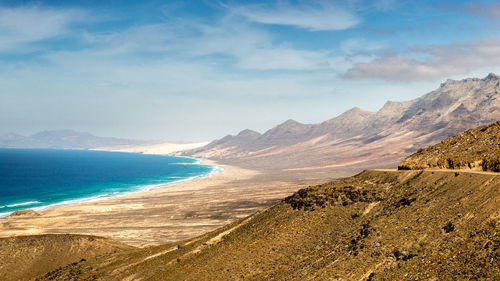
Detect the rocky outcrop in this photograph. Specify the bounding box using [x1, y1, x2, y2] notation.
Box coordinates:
[399, 121, 500, 171]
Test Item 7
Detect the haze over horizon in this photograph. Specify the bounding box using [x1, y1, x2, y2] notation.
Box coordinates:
[1, 0, 500, 141]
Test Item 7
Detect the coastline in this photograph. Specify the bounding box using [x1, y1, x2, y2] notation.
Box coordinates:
[0, 157, 316, 247]
[0, 154, 222, 218]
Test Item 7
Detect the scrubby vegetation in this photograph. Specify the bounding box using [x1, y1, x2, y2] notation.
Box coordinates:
[36, 170, 500, 280]
[399, 121, 500, 171]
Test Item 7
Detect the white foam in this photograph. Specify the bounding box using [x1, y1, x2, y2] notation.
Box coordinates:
[0, 211, 13, 218]
[0, 157, 224, 218]
[32, 194, 111, 212]
[0, 201, 41, 209]
[137, 164, 224, 192]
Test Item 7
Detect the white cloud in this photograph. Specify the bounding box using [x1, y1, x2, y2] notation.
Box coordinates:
[227, 1, 360, 31]
[83, 19, 344, 71]
[344, 38, 500, 81]
[0, 5, 84, 51]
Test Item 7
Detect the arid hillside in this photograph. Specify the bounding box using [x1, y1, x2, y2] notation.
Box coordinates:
[36, 169, 499, 281]
[0, 234, 134, 281]
[399, 121, 500, 171]
[184, 74, 500, 177]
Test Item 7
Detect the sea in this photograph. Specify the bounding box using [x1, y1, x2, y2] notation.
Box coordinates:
[0, 148, 221, 217]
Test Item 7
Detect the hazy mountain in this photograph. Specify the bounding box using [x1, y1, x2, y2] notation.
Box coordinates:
[0, 129, 149, 149]
[184, 73, 500, 174]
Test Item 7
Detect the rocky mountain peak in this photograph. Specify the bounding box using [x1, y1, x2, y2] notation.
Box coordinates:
[376, 101, 410, 117]
[440, 73, 499, 88]
[281, 119, 302, 126]
[322, 107, 373, 124]
[271, 119, 309, 132]
[236, 129, 261, 138]
[484, 72, 499, 80]
[344, 106, 370, 115]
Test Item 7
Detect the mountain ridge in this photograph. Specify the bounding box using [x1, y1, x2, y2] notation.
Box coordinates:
[183, 73, 500, 175]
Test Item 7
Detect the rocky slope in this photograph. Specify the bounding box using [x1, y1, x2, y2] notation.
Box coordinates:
[34, 125, 500, 281]
[0, 129, 149, 149]
[0, 234, 134, 281]
[399, 121, 500, 171]
[184, 74, 500, 175]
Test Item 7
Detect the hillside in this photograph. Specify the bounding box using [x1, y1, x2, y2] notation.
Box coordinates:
[29, 123, 500, 280]
[35, 169, 499, 280]
[399, 121, 500, 171]
[0, 130, 150, 149]
[184, 74, 500, 176]
[0, 234, 134, 281]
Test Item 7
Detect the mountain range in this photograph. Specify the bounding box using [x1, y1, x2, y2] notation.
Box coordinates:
[14, 121, 499, 281]
[0, 130, 149, 150]
[184, 73, 500, 176]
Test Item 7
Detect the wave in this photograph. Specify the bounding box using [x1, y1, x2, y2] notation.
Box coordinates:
[138, 164, 224, 192]
[0, 200, 41, 209]
[0, 157, 224, 218]
[0, 211, 13, 218]
[32, 194, 111, 212]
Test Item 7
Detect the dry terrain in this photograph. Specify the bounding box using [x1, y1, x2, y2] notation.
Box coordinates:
[399, 121, 500, 171]
[35, 169, 500, 281]
[0, 234, 134, 281]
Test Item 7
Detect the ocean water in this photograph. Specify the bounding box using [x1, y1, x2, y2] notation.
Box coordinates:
[0, 148, 220, 217]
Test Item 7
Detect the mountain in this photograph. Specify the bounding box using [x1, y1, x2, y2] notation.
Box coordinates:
[184, 73, 500, 176]
[399, 121, 500, 171]
[30, 123, 500, 280]
[0, 129, 150, 149]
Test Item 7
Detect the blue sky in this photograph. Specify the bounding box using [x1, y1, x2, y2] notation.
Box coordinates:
[1, 0, 500, 141]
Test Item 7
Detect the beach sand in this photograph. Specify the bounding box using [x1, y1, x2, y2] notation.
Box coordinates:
[0, 160, 325, 247]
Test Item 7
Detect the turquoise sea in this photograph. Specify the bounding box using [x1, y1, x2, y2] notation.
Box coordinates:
[0, 148, 219, 217]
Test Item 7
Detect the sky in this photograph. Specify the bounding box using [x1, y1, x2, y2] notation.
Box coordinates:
[1, 0, 500, 141]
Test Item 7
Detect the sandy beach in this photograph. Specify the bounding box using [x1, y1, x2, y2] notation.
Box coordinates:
[0, 160, 325, 247]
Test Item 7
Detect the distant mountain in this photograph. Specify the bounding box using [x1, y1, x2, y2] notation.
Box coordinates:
[0, 130, 149, 149]
[184, 73, 500, 174]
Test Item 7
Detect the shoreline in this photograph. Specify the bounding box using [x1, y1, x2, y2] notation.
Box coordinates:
[0, 157, 317, 247]
[0, 160, 263, 246]
[0, 155, 223, 218]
